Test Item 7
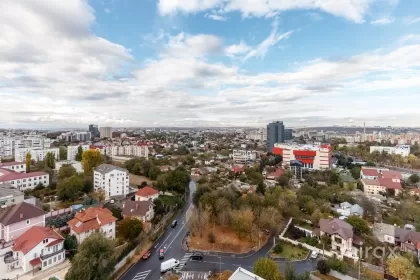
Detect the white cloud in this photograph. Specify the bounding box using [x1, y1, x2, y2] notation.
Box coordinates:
[406, 17, 420, 25]
[158, 0, 380, 23]
[225, 41, 251, 57]
[399, 34, 420, 44]
[370, 17, 394, 25]
[205, 13, 226, 21]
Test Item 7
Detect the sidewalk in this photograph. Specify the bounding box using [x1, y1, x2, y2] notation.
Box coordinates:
[18, 261, 71, 280]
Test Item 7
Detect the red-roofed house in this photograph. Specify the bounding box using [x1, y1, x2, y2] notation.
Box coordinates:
[266, 168, 284, 180]
[380, 170, 402, 181]
[67, 207, 117, 243]
[135, 186, 159, 201]
[232, 166, 244, 174]
[362, 178, 402, 196]
[378, 178, 402, 195]
[360, 168, 379, 180]
[8, 226, 65, 274]
[0, 168, 49, 191]
[0, 162, 25, 173]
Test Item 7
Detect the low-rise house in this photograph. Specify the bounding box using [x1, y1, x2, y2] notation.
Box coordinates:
[360, 168, 379, 180]
[121, 200, 154, 222]
[266, 168, 284, 180]
[0, 202, 46, 242]
[316, 218, 360, 259]
[160, 165, 170, 172]
[231, 166, 244, 174]
[135, 186, 159, 201]
[0, 169, 49, 191]
[0, 184, 25, 208]
[334, 202, 364, 218]
[229, 267, 265, 280]
[361, 178, 402, 196]
[373, 222, 420, 254]
[0, 162, 26, 173]
[67, 207, 117, 244]
[8, 226, 65, 274]
[339, 173, 357, 189]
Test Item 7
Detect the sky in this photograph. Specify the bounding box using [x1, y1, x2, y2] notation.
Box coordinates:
[1, 0, 420, 129]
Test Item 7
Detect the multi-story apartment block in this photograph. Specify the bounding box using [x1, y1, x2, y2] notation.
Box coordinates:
[99, 127, 112, 139]
[0, 169, 49, 191]
[246, 128, 267, 142]
[14, 147, 59, 162]
[272, 143, 332, 170]
[93, 164, 129, 201]
[6, 226, 65, 274]
[0, 162, 25, 173]
[0, 136, 51, 159]
[67, 207, 117, 244]
[231, 149, 257, 163]
[0, 184, 24, 208]
[89, 124, 99, 138]
[369, 145, 411, 157]
[102, 144, 148, 159]
[67, 145, 90, 161]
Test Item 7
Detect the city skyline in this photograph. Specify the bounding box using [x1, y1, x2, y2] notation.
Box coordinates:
[1, 1, 420, 128]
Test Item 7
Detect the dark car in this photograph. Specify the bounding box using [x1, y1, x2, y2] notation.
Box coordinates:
[159, 249, 165, 259]
[190, 253, 203, 260]
[142, 250, 151, 260]
[171, 220, 178, 228]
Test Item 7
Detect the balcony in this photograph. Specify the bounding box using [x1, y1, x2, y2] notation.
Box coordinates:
[40, 247, 64, 260]
[4, 255, 18, 264]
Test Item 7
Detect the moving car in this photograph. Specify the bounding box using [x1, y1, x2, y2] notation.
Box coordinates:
[171, 220, 178, 228]
[310, 251, 319, 259]
[142, 250, 151, 260]
[160, 258, 180, 273]
[190, 253, 203, 260]
[159, 249, 165, 259]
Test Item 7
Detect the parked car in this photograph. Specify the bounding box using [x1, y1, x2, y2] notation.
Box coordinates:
[190, 253, 203, 260]
[171, 220, 178, 228]
[159, 249, 165, 259]
[142, 250, 151, 260]
[310, 251, 318, 259]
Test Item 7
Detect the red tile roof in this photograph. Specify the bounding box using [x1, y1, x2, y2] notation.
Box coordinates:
[67, 207, 117, 234]
[232, 166, 244, 173]
[46, 239, 62, 247]
[267, 168, 284, 179]
[378, 178, 402, 190]
[361, 179, 379, 186]
[381, 171, 402, 180]
[361, 168, 379, 177]
[135, 186, 158, 197]
[0, 168, 47, 183]
[13, 226, 63, 255]
[30, 257, 41, 266]
[0, 161, 25, 167]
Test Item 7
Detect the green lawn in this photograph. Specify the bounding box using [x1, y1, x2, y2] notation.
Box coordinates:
[158, 195, 178, 206]
[272, 242, 308, 260]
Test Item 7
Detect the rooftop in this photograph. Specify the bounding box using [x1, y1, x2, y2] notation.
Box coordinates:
[0, 168, 48, 182]
[13, 226, 63, 255]
[274, 143, 332, 151]
[122, 200, 152, 217]
[229, 267, 265, 280]
[361, 168, 379, 177]
[0, 202, 45, 226]
[0, 183, 24, 198]
[0, 161, 25, 167]
[135, 186, 158, 197]
[319, 218, 353, 240]
[378, 178, 402, 190]
[94, 164, 127, 174]
[67, 207, 117, 234]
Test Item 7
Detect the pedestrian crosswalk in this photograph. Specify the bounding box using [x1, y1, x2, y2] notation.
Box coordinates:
[132, 270, 151, 280]
[175, 253, 193, 271]
[180, 271, 211, 280]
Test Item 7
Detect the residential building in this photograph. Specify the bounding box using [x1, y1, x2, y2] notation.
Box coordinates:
[102, 144, 148, 159]
[231, 149, 257, 164]
[135, 186, 159, 201]
[373, 223, 420, 254]
[0, 135, 51, 159]
[14, 147, 59, 162]
[0, 162, 25, 173]
[0, 202, 46, 242]
[338, 173, 357, 189]
[0, 184, 24, 208]
[67, 144, 90, 161]
[370, 145, 410, 157]
[272, 143, 332, 170]
[8, 226, 65, 274]
[0, 169, 49, 191]
[246, 128, 267, 142]
[229, 267, 265, 280]
[266, 168, 284, 180]
[67, 207, 117, 244]
[121, 200, 154, 222]
[89, 124, 99, 138]
[334, 202, 364, 218]
[361, 178, 402, 196]
[284, 128, 293, 141]
[99, 127, 112, 139]
[316, 218, 361, 259]
[267, 121, 285, 153]
[93, 164, 129, 201]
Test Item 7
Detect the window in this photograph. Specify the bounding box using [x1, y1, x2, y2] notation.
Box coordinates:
[53, 256, 56, 263]
[43, 261, 47, 267]
[26, 219, 30, 225]
[58, 254, 61, 261]
[23, 179, 26, 182]
[48, 259, 52, 265]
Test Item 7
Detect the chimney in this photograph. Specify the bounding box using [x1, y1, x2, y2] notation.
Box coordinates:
[136, 203, 138, 210]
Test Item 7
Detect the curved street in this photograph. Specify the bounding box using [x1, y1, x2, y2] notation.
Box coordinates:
[119, 181, 316, 280]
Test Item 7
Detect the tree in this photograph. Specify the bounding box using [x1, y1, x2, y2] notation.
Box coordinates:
[75, 146, 83, 161]
[230, 208, 254, 239]
[386, 256, 416, 280]
[57, 175, 84, 201]
[253, 258, 283, 280]
[148, 165, 161, 180]
[65, 233, 114, 280]
[25, 152, 31, 173]
[329, 172, 340, 185]
[118, 217, 143, 240]
[317, 259, 330, 275]
[350, 166, 361, 180]
[45, 151, 56, 169]
[64, 235, 78, 258]
[58, 164, 77, 180]
[409, 174, 420, 184]
[346, 215, 371, 236]
[82, 150, 103, 175]
[59, 146, 67, 160]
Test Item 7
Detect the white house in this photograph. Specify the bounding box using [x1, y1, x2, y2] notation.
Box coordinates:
[7, 226, 65, 274]
[67, 145, 90, 161]
[335, 202, 364, 218]
[67, 207, 117, 244]
[0, 162, 26, 173]
[93, 164, 129, 201]
[0, 168, 49, 191]
[135, 186, 159, 201]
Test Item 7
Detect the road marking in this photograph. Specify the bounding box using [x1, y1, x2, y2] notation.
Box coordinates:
[157, 232, 172, 251]
[132, 270, 151, 280]
[166, 221, 187, 250]
[181, 271, 210, 280]
[154, 242, 160, 248]
[174, 253, 193, 272]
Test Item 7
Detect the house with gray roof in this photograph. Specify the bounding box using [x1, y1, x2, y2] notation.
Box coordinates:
[229, 267, 265, 280]
[0, 183, 24, 208]
[373, 222, 420, 254]
[334, 202, 364, 218]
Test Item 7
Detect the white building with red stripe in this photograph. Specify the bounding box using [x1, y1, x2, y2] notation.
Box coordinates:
[272, 143, 332, 170]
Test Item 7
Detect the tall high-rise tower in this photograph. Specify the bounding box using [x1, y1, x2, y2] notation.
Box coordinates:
[266, 121, 285, 153]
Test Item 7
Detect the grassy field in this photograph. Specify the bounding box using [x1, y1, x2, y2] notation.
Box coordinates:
[158, 195, 178, 206]
[272, 242, 308, 260]
[129, 174, 152, 186]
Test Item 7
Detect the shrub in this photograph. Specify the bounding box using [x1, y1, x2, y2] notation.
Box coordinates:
[208, 232, 216, 243]
[273, 242, 283, 254]
[327, 256, 349, 274]
[317, 259, 330, 275]
[304, 237, 318, 246]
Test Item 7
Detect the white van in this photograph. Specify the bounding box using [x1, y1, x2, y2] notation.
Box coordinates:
[160, 258, 180, 273]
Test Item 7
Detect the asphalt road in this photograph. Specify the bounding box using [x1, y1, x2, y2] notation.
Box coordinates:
[119, 180, 317, 280]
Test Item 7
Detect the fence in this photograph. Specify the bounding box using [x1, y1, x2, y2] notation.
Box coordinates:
[45, 207, 72, 219]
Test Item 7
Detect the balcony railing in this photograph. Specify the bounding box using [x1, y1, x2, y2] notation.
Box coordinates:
[4, 255, 18, 263]
[40, 247, 65, 260]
